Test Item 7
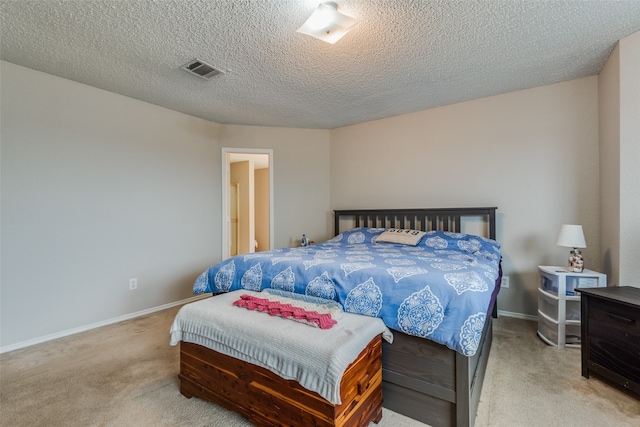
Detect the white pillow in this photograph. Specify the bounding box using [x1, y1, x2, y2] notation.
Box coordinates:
[373, 229, 426, 246]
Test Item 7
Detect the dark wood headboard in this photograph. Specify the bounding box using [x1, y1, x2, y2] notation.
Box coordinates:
[334, 207, 497, 240]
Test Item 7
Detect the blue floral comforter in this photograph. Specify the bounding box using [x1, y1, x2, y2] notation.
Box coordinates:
[193, 228, 501, 356]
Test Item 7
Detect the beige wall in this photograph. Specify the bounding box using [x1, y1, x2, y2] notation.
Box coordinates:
[330, 77, 600, 317]
[600, 30, 640, 287]
[619, 31, 640, 287]
[1, 61, 221, 347]
[599, 43, 622, 285]
[0, 61, 331, 349]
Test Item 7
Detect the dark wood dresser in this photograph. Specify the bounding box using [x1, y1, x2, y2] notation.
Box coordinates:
[577, 286, 640, 397]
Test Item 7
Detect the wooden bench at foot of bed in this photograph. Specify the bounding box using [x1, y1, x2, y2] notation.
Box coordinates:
[179, 334, 383, 427]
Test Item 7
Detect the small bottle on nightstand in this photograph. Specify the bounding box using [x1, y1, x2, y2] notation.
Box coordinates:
[301, 234, 308, 247]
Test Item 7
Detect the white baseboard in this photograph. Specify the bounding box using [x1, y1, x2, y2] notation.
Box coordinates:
[0, 294, 210, 354]
[497, 309, 537, 321]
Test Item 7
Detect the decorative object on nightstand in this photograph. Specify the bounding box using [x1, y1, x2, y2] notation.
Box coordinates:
[556, 224, 586, 272]
[576, 286, 640, 397]
[537, 266, 606, 349]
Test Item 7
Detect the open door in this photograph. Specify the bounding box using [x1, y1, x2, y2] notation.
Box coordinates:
[222, 148, 273, 260]
[229, 182, 239, 257]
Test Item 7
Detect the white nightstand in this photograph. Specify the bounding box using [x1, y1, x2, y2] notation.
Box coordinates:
[537, 265, 606, 349]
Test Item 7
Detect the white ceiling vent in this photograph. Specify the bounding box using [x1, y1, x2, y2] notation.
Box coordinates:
[181, 58, 224, 80]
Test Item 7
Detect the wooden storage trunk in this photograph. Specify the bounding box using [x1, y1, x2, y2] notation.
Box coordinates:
[179, 334, 384, 427]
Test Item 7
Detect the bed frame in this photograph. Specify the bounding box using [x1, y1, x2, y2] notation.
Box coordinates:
[334, 207, 499, 427]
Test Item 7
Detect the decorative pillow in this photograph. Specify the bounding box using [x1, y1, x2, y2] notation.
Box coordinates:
[327, 227, 385, 244]
[373, 228, 427, 246]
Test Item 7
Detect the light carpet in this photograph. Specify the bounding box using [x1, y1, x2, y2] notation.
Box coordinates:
[1, 305, 638, 427]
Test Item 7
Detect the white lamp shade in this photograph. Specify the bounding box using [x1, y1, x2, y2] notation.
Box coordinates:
[297, 2, 357, 44]
[556, 224, 586, 248]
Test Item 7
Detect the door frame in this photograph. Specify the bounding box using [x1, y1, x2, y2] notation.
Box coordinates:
[221, 147, 274, 260]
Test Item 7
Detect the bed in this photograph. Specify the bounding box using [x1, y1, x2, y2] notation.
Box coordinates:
[190, 207, 501, 427]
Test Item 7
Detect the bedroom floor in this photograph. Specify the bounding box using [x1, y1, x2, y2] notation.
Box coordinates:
[1, 305, 638, 427]
[476, 315, 640, 427]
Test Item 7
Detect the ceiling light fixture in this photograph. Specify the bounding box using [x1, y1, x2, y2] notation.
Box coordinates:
[297, 2, 357, 44]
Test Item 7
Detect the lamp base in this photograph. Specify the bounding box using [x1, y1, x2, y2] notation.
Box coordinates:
[568, 248, 584, 272]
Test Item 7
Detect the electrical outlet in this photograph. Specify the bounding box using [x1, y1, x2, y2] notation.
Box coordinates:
[129, 278, 138, 290]
[501, 276, 510, 289]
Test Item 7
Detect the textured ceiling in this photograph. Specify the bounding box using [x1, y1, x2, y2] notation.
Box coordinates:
[2, 1, 640, 129]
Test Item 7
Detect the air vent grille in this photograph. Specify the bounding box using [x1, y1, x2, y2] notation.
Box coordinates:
[181, 58, 224, 80]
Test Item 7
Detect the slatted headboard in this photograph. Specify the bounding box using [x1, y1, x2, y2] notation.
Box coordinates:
[334, 207, 497, 240]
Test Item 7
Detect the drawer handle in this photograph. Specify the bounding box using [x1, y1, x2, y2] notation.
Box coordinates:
[357, 374, 370, 395]
[605, 312, 635, 324]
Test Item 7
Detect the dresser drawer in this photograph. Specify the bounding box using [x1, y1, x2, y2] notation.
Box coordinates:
[588, 297, 640, 335]
[581, 287, 640, 395]
[588, 324, 640, 385]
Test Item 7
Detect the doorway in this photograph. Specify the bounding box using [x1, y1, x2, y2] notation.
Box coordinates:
[221, 148, 274, 260]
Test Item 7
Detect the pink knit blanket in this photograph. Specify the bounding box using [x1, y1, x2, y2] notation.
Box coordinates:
[233, 294, 338, 329]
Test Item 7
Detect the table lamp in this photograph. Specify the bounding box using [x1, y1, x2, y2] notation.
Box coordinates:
[556, 224, 586, 272]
